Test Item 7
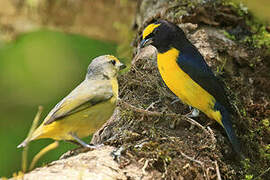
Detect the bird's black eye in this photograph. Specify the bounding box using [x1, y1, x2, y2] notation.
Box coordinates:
[111, 60, 116, 65]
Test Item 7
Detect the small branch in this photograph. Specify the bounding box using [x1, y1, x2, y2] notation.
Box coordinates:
[180, 151, 209, 180]
[29, 141, 59, 170]
[215, 161, 222, 180]
[254, 166, 270, 180]
[180, 151, 204, 167]
[22, 106, 43, 172]
[207, 126, 217, 147]
[118, 100, 211, 136]
[118, 99, 165, 116]
[142, 160, 149, 175]
[146, 100, 159, 111]
[183, 116, 210, 136]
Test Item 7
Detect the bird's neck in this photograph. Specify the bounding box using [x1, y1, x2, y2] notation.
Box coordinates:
[173, 37, 191, 51]
[156, 37, 190, 54]
[156, 44, 171, 53]
[86, 73, 112, 80]
[110, 77, 119, 98]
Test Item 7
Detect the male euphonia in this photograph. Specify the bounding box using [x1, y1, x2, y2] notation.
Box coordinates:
[140, 20, 240, 154]
[18, 55, 126, 148]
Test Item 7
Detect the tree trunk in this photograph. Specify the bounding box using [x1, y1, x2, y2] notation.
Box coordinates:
[11, 0, 270, 179]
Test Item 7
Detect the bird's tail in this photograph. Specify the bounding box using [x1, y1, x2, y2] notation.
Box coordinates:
[17, 138, 29, 148]
[17, 126, 43, 148]
[221, 113, 242, 156]
[215, 102, 241, 155]
[222, 113, 241, 154]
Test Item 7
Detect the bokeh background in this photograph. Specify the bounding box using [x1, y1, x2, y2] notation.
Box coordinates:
[0, 0, 269, 178]
[0, 0, 136, 177]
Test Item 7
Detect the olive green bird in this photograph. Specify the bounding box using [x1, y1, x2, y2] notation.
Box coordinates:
[18, 55, 126, 148]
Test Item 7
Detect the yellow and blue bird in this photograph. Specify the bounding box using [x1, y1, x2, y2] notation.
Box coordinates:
[140, 20, 240, 154]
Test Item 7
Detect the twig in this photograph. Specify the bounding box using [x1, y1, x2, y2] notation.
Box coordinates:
[215, 161, 222, 180]
[29, 141, 59, 170]
[254, 166, 270, 180]
[206, 167, 211, 180]
[142, 160, 149, 175]
[22, 106, 43, 172]
[118, 100, 210, 136]
[162, 159, 168, 178]
[180, 151, 204, 167]
[146, 102, 155, 111]
[207, 126, 217, 146]
[118, 100, 165, 116]
[180, 151, 209, 180]
[183, 116, 210, 136]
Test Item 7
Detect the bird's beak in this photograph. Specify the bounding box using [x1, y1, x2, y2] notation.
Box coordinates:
[119, 63, 126, 70]
[140, 38, 153, 48]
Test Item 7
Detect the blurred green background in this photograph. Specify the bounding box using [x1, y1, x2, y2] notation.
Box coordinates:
[0, 0, 136, 177]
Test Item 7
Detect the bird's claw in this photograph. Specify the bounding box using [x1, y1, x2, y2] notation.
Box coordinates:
[111, 146, 125, 162]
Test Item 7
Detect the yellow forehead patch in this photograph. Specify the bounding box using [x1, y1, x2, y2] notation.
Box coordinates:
[143, 23, 161, 39]
[107, 55, 119, 62]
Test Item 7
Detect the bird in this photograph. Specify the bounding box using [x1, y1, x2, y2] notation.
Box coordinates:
[140, 20, 241, 154]
[17, 55, 126, 148]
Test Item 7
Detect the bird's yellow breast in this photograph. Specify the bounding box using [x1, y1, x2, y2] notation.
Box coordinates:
[157, 48, 222, 124]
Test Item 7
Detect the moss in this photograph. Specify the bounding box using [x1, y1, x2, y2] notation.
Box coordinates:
[240, 108, 247, 117]
[223, 31, 236, 41]
[244, 25, 270, 48]
[261, 118, 269, 128]
[222, 0, 248, 17]
[259, 146, 270, 161]
[245, 174, 253, 180]
[121, 109, 135, 123]
[241, 158, 255, 180]
[140, 141, 159, 151]
[264, 144, 270, 160]
[222, 0, 270, 49]
[257, 119, 270, 161]
[174, 9, 188, 19]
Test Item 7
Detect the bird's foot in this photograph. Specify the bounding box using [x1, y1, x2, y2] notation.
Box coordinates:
[83, 143, 104, 149]
[111, 146, 125, 162]
[186, 106, 200, 118]
[189, 108, 200, 118]
[69, 132, 103, 149]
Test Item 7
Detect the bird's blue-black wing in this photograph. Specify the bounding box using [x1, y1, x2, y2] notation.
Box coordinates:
[176, 45, 231, 110]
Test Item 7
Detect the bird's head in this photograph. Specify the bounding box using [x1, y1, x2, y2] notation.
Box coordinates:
[140, 20, 187, 53]
[86, 55, 126, 80]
